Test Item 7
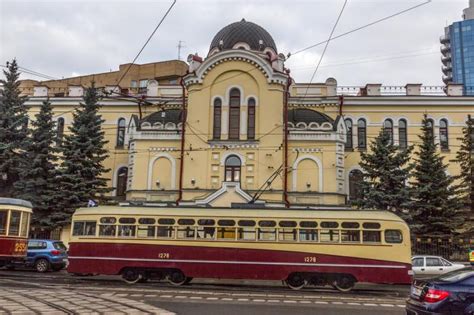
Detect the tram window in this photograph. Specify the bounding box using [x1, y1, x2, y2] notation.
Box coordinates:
[20, 213, 29, 237]
[238, 227, 256, 241]
[320, 229, 340, 243]
[300, 221, 317, 228]
[258, 228, 276, 241]
[197, 226, 215, 239]
[158, 218, 175, 225]
[73, 222, 86, 236]
[341, 230, 360, 242]
[178, 218, 195, 226]
[238, 220, 256, 227]
[341, 222, 360, 229]
[362, 222, 381, 229]
[138, 218, 155, 225]
[99, 225, 116, 237]
[218, 219, 236, 226]
[118, 225, 136, 237]
[0, 210, 8, 235]
[321, 222, 339, 228]
[385, 230, 403, 243]
[157, 226, 175, 238]
[259, 220, 276, 227]
[8, 211, 21, 236]
[278, 228, 297, 241]
[299, 229, 318, 242]
[217, 227, 236, 240]
[279, 221, 297, 227]
[363, 230, 381, 243]
[198, 219, 215, 226]
[119, 218, 136, 224]
[177, 226, 195, 239]
[73, 221, 97, 236]
[137, 225, 155, 238]
[100, 217, 116, 224]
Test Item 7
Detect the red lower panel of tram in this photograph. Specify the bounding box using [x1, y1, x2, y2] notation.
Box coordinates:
[67, 242, 412, 284]
[0, 237, 27, 265]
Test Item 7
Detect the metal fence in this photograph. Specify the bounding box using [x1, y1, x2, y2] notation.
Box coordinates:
[412, 235, 473, 262]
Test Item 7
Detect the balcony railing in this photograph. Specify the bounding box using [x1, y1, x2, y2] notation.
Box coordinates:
[440, 35, 450, 44]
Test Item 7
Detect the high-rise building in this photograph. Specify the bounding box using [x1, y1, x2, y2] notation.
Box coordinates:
[441, 0, 474, 95]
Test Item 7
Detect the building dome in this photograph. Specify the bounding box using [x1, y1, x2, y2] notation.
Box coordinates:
[209, 19, 277, 54]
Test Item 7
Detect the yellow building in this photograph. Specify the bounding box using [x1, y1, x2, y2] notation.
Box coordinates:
[21, 19, 473, 209]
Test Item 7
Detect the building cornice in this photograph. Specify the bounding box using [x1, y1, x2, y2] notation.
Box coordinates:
[184, 49, 288, 87]
[342, 96, 474, 106]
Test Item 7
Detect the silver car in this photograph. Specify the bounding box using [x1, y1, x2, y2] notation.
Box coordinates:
[411, 255, 465, 277]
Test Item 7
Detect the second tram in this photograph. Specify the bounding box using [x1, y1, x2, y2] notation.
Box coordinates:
[68, 206, 412, 291]
[0, 198, 32, 267]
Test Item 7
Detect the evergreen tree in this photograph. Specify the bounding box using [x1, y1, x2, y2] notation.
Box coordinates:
[0, 59, 29, 197]
[54, 83, 111, 226]
[354, 128, 413, 217]
[410, 115, 462, 235]
[14, 99, 60, 227]
[452, 115, 474, 227]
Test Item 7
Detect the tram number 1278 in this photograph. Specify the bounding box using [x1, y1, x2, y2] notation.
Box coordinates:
[304, 256, 317, 263]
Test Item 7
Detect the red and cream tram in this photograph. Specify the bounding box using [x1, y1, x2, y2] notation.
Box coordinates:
[68, 206, 412, 291]
[0, 198, 32, 267]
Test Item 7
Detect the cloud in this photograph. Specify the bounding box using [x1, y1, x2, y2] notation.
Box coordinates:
[0, 0, 467, 86]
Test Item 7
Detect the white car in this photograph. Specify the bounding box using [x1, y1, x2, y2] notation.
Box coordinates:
[411, 255, 465, 277]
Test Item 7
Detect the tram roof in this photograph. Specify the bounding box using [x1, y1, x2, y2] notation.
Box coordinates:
[0, 198, 33, 209]
[74, 206, 405, 222]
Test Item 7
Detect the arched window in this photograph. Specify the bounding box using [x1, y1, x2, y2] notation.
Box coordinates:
[224, 155, 241, 182]
[228, 88, 240, 140]
[116, 167, 128, 197]
[357, 119, 367, 149]
[426, 118, 435, 143]
[247, 98, 256, 140]
[399, 119, 408, 149]
[384, 119, 394, 144]
[440, 119, 449, 150]
[56, 118, 65, 145]
[213, 98, 222, 140]
[344, 119, 352, 149]
[116, 118, 126, 147]
[349, 169, 364, 201]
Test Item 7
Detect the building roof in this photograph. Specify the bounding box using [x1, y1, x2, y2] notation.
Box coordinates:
[209, 19, 277, 53]
[140, 109, 183, 125]
[288, 109, 334, 125]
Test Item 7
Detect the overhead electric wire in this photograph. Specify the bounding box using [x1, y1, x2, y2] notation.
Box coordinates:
[291, 50, 438, 71]
[114, 0, 176, 89]
[303, 0, 348, 98]
[289, 0, 432, 57]
[1, 65, 58, 81]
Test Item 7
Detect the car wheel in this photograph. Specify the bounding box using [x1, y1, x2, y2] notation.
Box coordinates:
[35, 259, 50, 273]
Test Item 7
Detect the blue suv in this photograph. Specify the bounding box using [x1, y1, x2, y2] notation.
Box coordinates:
[10, 240, 68, 272]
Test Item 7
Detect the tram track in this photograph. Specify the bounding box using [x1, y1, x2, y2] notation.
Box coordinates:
[0, 278, 175, 314]
[0, 270, 410, 298]
[2, 288, 76, 314]
[0, 274, 407, 306]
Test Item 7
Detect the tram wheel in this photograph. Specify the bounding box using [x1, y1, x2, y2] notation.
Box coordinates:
[332, 275, 355, 292]
[167, 270, 187, 286]
[35, 259, 50, 273]
[285, 273, 307, 290]
[121, 269, 143, 284]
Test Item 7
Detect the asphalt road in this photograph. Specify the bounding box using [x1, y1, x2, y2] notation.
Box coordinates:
[0, 268, 409, 315]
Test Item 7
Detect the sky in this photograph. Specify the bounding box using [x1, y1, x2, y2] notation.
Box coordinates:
[0, 0, 467, 86]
